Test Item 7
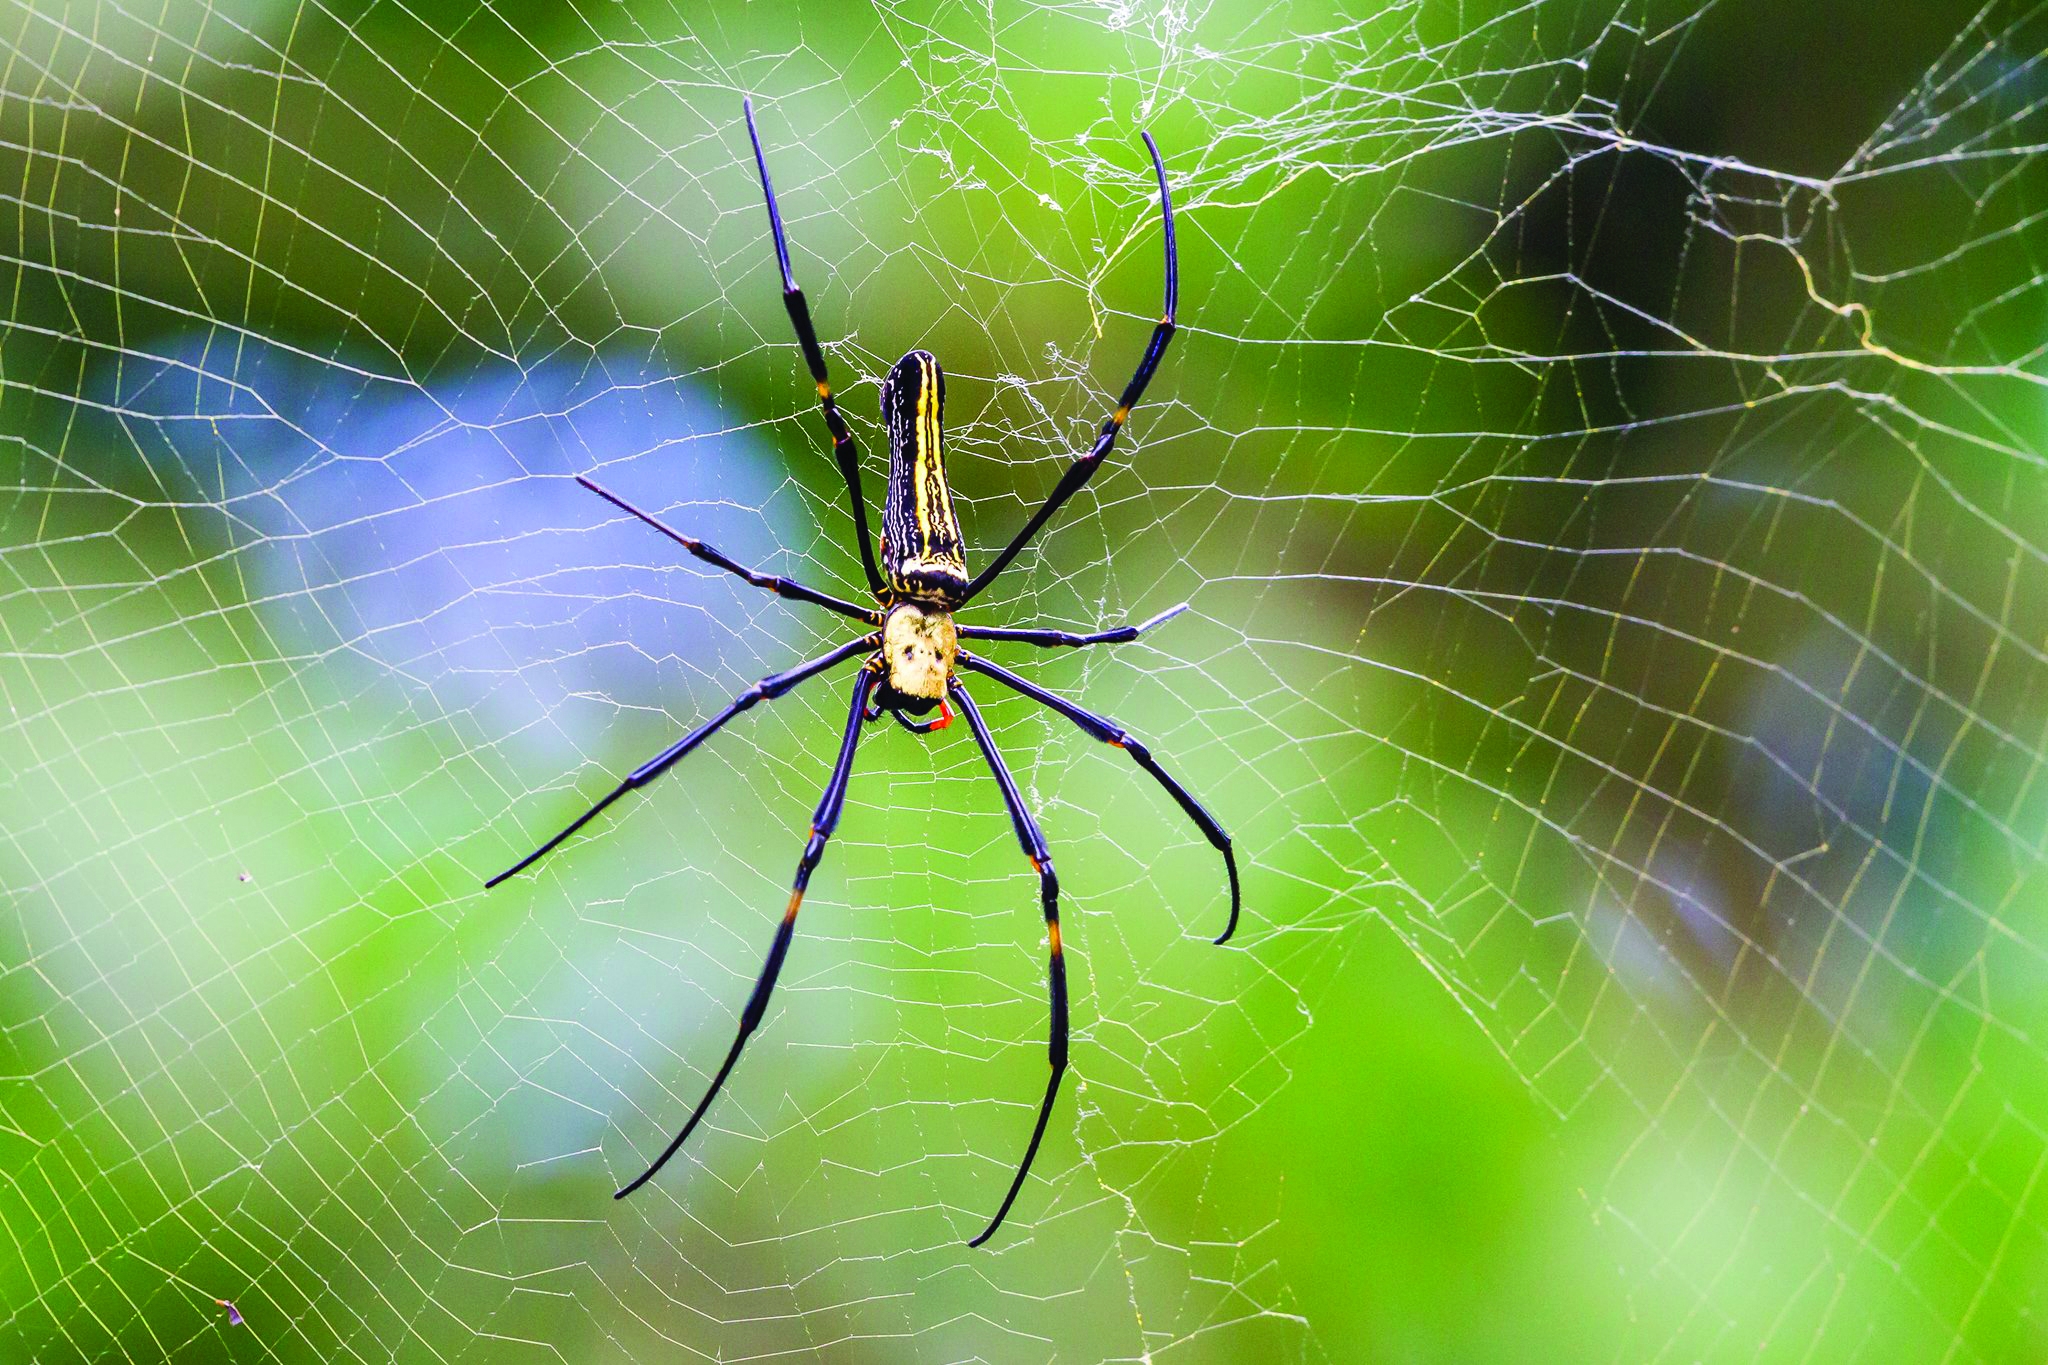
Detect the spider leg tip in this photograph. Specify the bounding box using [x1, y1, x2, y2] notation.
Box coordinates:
[1212, 907, 1241, 946]
[1140, 601, 1191, 632]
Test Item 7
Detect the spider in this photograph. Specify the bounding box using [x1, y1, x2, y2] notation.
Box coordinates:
[486, 99, 1237, 1248]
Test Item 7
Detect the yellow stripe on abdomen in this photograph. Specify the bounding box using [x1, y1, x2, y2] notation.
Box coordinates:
[881, 349, 967, 602]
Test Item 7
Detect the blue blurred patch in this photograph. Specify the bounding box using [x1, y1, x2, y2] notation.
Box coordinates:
[97, 334, 834, 761]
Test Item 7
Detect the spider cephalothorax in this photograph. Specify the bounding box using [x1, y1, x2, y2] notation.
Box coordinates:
[879, 600, 958, 710]
[486, 97, 1237, 1249]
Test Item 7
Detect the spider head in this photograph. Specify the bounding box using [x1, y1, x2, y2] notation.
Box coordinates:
[879, 601, 957, 712]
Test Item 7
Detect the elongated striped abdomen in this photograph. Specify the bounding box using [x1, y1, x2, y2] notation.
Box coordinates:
[880, 350, 968, 604]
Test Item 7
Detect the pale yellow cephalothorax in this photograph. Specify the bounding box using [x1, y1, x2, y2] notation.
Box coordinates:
[881, 600, 958, 701]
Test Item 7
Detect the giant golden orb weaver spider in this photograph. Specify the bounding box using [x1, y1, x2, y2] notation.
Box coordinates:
[486, 99, 1237, 1247]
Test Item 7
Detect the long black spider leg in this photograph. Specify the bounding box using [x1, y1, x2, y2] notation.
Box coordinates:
[960, 132, 1177, 607]
[484, 636, 878, 888]
[615, 664, 880, 1200]
[957, 601, 1188, 650]
[959, 651, 1239, 945]
[579, 476, 876, 623]
[948, 680, 1067, 1248]
[743, 97, 887, 599]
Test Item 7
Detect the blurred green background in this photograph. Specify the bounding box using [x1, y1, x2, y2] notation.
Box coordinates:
[2, 0, 2045, 1360]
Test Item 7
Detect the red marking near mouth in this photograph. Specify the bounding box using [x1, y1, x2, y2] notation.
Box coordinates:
[933, 698, 953, 730]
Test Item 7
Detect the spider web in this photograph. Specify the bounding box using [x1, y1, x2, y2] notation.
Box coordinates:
[3, 0, 2046, 1359]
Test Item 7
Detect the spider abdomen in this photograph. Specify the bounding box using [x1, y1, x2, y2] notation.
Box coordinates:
[879, 350, 969, 605]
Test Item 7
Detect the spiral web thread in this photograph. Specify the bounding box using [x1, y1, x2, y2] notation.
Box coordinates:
[1, 0, 2045, 1359]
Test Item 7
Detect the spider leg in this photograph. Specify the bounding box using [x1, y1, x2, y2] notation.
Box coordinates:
[959, 651, 1239, 945]
[614, 664, 879, 1200]
[960, 132, 1176, 607]
[484, 635, 878, 888]
[957, 602, 1188, 650]
[948, 679, 1067, 1248]
[744, 97, 887, 599]
[580, 476, 876, 622]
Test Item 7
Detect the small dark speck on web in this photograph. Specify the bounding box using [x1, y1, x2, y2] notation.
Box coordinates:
[217, 1299, 243, 1326]
[238, 872, 251, 883]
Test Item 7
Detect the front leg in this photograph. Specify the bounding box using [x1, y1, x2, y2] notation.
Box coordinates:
[959, 132, 1177, 607]
[744, 98, 888, 597]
